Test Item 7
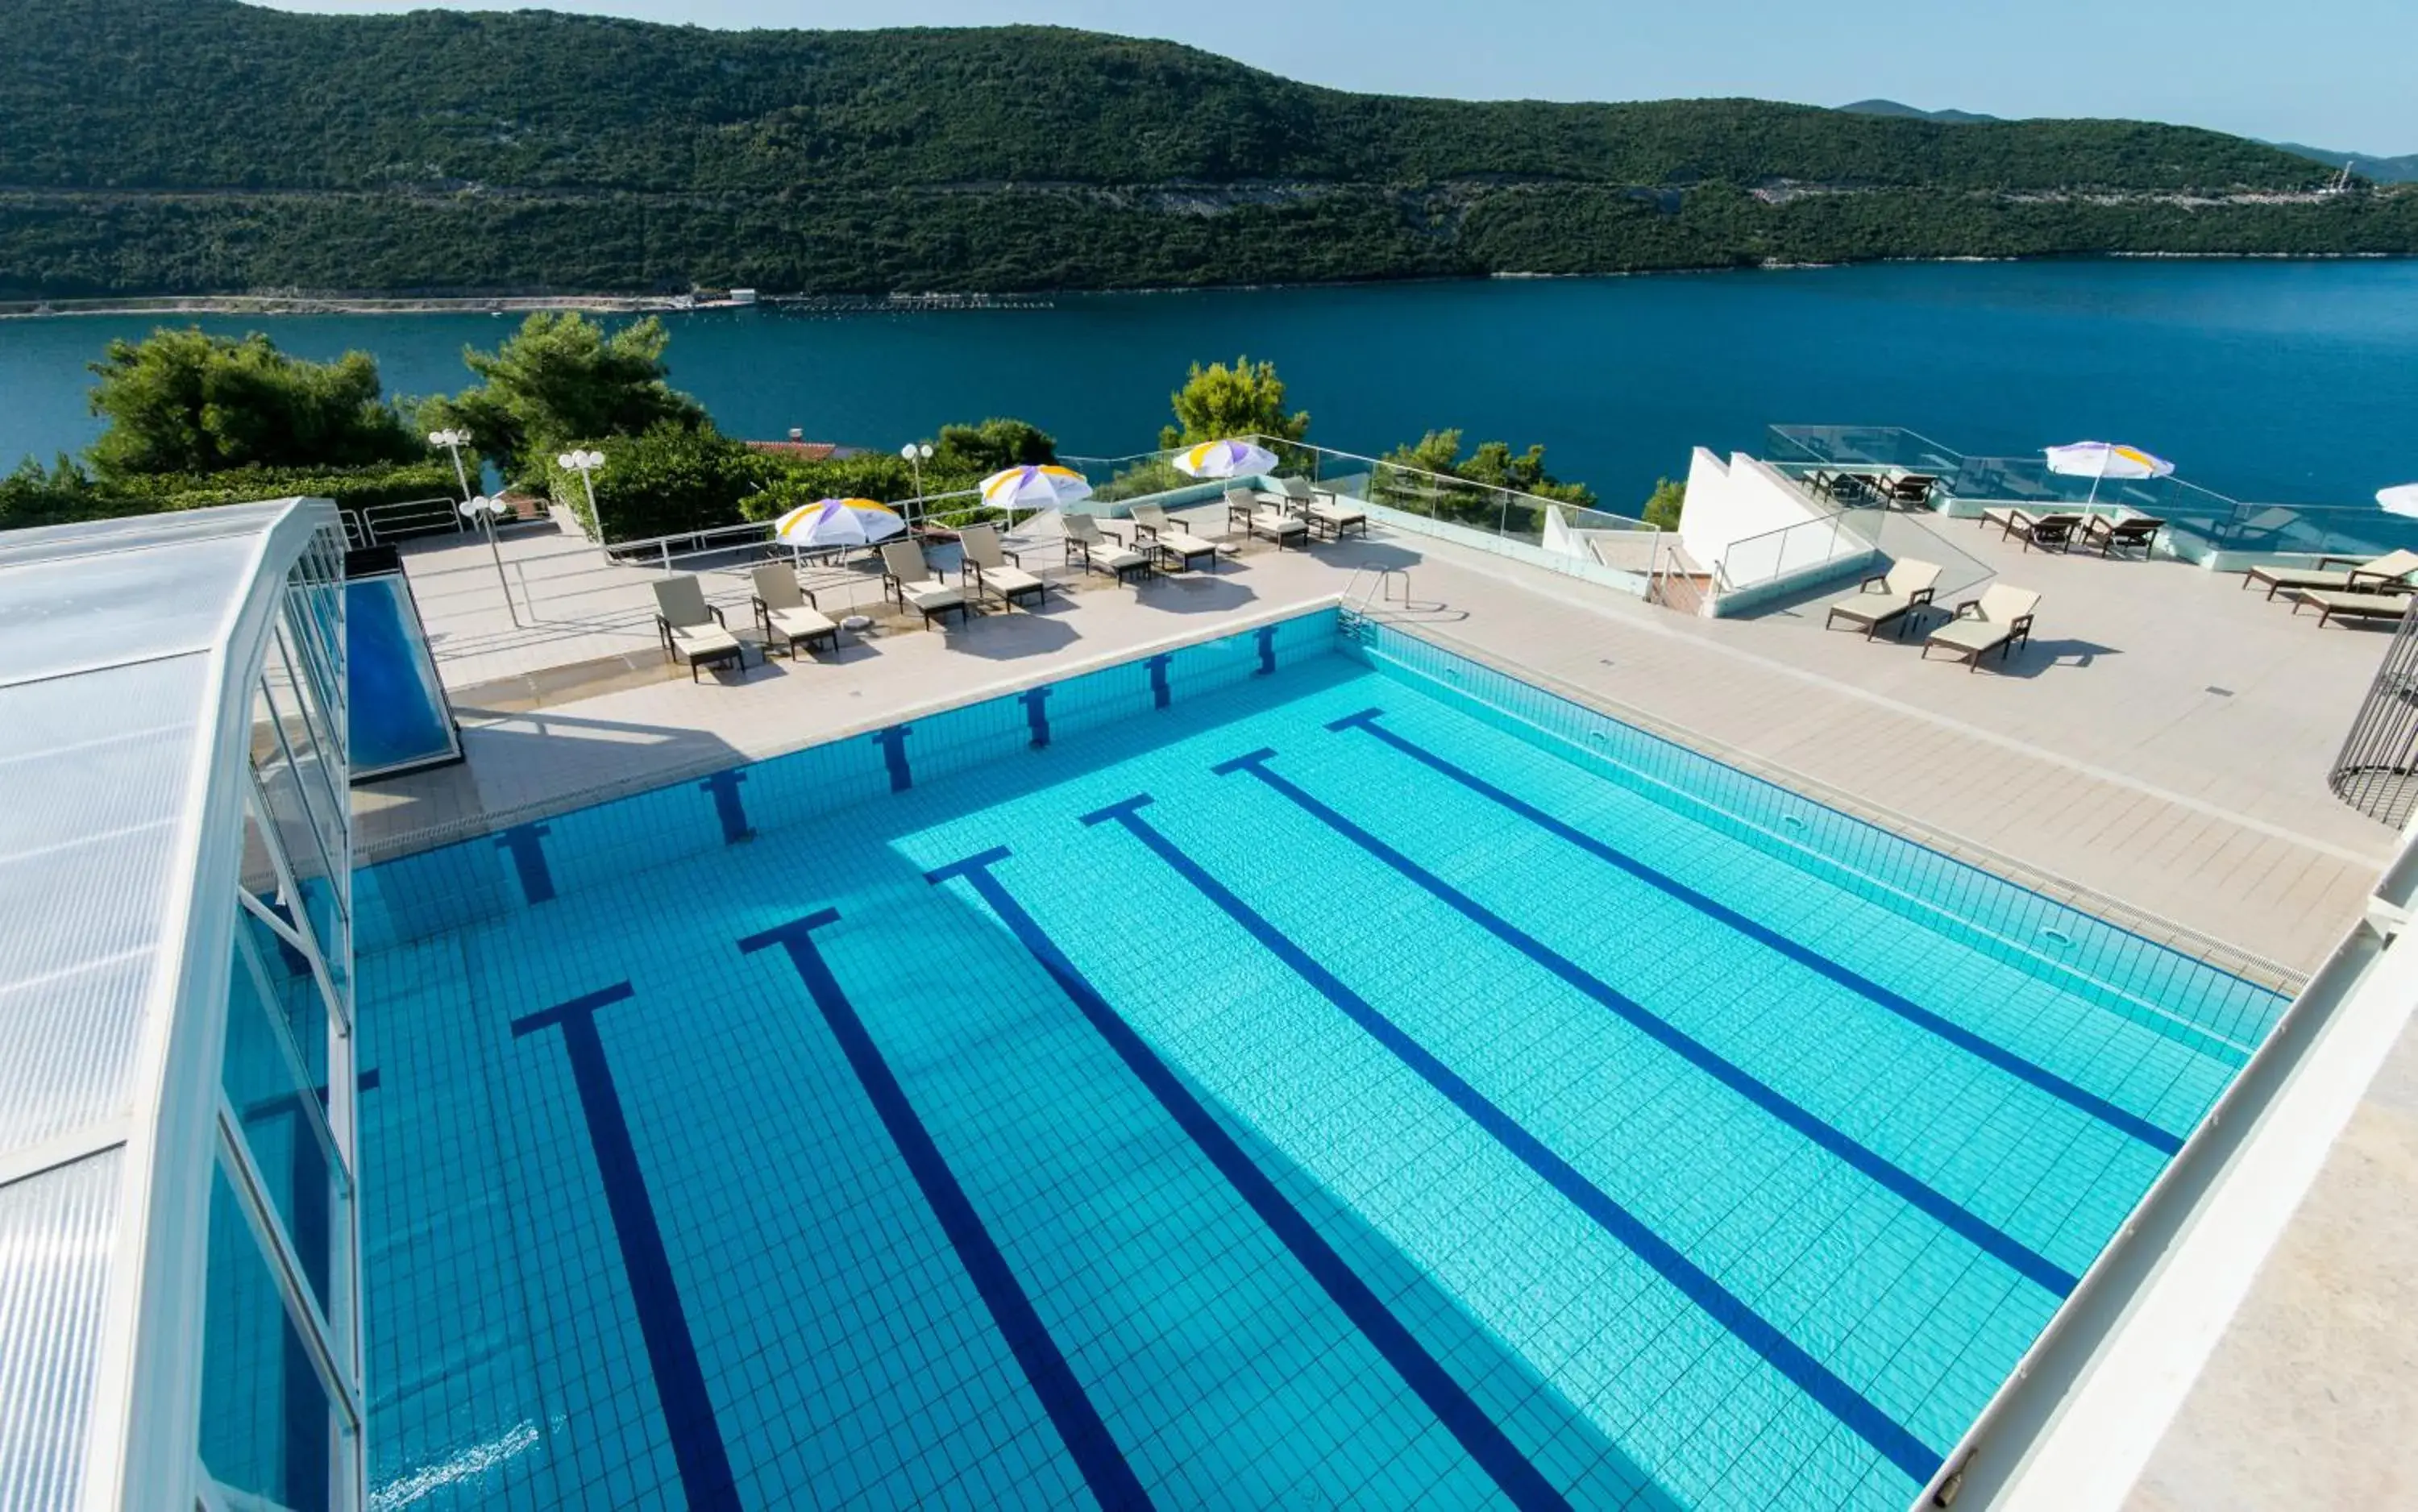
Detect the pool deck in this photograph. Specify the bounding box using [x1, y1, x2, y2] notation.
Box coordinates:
[355, 501, 2413, 1510]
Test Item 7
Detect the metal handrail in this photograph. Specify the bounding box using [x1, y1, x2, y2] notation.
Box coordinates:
[1343, 563, 1410, 610]
[591, 489, 988, 570]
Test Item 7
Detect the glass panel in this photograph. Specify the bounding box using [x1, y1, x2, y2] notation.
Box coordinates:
[266, 629, 347, 879]
[223, 920, 339, 1314]
[199, 1164, 338, 1512]
[251, 678, 350, 998]
[282, 579, 346, 740]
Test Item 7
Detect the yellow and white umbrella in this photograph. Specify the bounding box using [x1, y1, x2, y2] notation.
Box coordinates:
[2045, 440, 2174, 506]
[979, 464, 1094, 514]
[774, 497, 905, 548]
[1173, 438, 1280, 480]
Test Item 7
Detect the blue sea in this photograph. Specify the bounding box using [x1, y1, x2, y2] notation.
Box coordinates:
[3, 260, 2415, 512]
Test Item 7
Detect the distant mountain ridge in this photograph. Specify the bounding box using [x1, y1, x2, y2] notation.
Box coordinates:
[1839, 100, 2007, 127]
[2262, 143, 2418, 184]
[0, 0, 2408, 300]
[1840, 101, 2417, 185]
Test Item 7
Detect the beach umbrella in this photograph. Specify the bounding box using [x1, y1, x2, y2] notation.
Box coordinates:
[2379, 484, 2418, 520]
[2044, 440, 2175, 508]
[773, 496, 905, 549]
[1173, 438, 1280, 480]
[979, 464, 1095, 516]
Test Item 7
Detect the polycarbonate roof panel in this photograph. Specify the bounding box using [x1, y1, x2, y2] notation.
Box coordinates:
[0, 655, 206, 1155]
[0, 534, 260, 687]
[0, 1149, 120, 1512]
[0, 499, 322, 1512]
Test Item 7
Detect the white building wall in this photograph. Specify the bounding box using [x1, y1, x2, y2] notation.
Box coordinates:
[1676, 449, 1826, 577]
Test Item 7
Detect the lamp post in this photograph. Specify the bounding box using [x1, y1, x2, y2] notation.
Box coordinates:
[427, 428, 474, 507]
[557, 448, 606, 534]
[900, 441, 933, 526]
[458, 495, 524, 629]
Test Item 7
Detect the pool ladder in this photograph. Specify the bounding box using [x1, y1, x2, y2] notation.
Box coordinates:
[1344, 563, 1410, 612]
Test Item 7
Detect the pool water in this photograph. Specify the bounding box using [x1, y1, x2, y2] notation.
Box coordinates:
[351, 613, 2282, 1511]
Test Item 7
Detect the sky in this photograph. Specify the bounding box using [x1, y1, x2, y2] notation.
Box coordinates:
[261, 0, 2416, 152]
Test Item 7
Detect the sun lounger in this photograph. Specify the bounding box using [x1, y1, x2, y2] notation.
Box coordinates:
[2244, 548, 2418, 600]
[2085, 513, 2163, 559]
[748, 565, 839, 658]
[879, 540, 970, 629]
[1980, 506, 2081, 548]
[1275, 476, 1369, 539]
[1224, 486, 1308, 549]
[1128, 504, 1222, 572]
[1822, 559, 1942, 640]
[2293, 588, 2415, 629]
[2010, 512, 2084, 552]
[1922, 584, 2040, 671]
[956, 522, 1049, 610]
[1061, 513, 1153, 584]
[1887, 474, 1938, 509]
[651, 574, 748, 680]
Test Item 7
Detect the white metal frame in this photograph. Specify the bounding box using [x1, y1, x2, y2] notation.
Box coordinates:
[75, 500, 365, 1512]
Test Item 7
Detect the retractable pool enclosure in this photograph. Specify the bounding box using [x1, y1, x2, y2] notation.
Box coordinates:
[0, 500, 363, 1512]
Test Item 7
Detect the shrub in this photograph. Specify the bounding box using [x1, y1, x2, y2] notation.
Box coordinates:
[0, 455, 463, 532]
[549, 422, 762, 542]
[1643, 476, 1685, 530]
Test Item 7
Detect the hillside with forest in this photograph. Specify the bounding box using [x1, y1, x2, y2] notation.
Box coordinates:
[0, 0, 2410, 299]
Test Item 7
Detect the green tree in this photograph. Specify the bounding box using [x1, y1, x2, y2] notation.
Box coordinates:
[928, 417, 1057, 477]
[85, 328, 418, 478]
[1642, 476, 1685, 530]
[1159, 356, 1309, 449]
[1382, 429, 1597, 508]
[422, 313, 707, 481]
[553, 419, 760, 540]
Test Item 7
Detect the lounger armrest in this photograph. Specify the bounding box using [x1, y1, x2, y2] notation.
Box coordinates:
[801, 586, 818, 607]
[2009, 612, 2035, 639]
[1132, 520, 1161, 542]
[707, 604, 729, 627]
[1909, 585, 1936, 607]
[999, 546, 1022, 566]
[1857, 573, 1890, 592]
[2345, 567, 2406, 590]
[2316, 555, 2370, 571]
[750, 595, 771, 636]
[655, 613, 674, 650]
[1951, 598, 1984, 620]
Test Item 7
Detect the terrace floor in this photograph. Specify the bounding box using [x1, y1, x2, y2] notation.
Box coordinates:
[357, 497, 2413, 1510]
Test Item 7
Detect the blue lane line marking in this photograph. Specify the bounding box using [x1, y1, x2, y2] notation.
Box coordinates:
[496, 823, 555, 904]
[738, 912, 1155, 1512]
[510, 983, 740, 1510]
[873, 724, 914, 792]
[1329, 707, 2184, 1156]
[927, 847, 1577, 1512]
[1254, 624, 1278, 675]
[1022, 685, 1053, 748]
[1146, 653, 1173, 709]
[1077, 796, 1944, 1485]
[699, 770, 754, 845]
[1211, 749, 2080, 1299]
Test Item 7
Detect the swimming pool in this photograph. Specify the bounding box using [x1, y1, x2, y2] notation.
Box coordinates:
[349, 609, 2284, 1511]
